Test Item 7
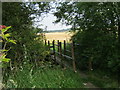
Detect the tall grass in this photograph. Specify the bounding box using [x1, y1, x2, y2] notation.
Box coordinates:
[4, 62, 84, 88]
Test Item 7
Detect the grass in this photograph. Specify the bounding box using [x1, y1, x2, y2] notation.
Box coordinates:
[4, 60, 119, 88]
[4, 61, 85, 88]
[81, 70, 119, 88]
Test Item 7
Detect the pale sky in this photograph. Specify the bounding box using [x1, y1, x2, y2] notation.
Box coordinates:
[37, 13, 72, 31]
[33, 1, 72, 31]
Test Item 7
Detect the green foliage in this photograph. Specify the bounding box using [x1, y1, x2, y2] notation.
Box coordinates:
[1, 2, 51, 85]
[0, 26, 16, 63]
[2, 2, 50, 64]
[83, 70, 119, 88]
[4, 62, 84, 88]
[54, 2, 120, 74]
[0, 54, 11, 62]
[74, 29, 119, 73]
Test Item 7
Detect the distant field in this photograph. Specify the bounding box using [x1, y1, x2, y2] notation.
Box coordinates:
[45, 31, 74, 42]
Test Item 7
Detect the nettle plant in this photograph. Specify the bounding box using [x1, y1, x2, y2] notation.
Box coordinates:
[0, 25, 16, 63]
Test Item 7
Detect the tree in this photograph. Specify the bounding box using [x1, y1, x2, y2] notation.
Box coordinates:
[2, 2, 51, 70]
[54, 2, 120, 73]
[2, 2, 51, 84]
[54, 2, 120, 40]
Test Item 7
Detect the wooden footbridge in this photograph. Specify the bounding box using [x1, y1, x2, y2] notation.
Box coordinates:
[45, 40, 93, 73]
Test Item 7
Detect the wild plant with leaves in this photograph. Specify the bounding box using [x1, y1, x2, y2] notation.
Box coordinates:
[2, 2, 50, 65]
[0, 25, 16, 63]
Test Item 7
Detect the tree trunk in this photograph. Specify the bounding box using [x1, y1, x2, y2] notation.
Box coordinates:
[118, 21, 120, 43]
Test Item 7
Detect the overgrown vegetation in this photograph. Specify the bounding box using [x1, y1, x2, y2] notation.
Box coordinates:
[54, 2, 120, 87]
[0, 25, 16, 63]
[4, 62, 84, 88]
[2, 2, 51, 86]
[83, 70, 119, 88]
[1, 2, 120, 88]
[2, 2, 50, 64]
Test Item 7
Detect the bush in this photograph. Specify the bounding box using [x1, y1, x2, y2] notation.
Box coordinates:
[73, 29, 119, 73]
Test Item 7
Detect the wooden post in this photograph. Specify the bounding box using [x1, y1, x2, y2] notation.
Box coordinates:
[59, 42, 63, 67]
[89, 57, 93, 71]
[71, 41, 77, 73]
[63, 40, 66, 69]
[59, 42, 62, 58]
[64, 40, 66, 56]
[52, 40, 56, 60]
[57, 40, 59, 52]
[48, 40, 50, 50]
[45, 40, 47, 45]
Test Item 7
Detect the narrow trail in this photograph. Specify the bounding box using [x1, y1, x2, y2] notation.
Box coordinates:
[0, 68, 3, 89]
[51, 55, 100, 88]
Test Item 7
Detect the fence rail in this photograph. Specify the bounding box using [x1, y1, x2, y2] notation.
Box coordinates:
[45, 40, 93, 72]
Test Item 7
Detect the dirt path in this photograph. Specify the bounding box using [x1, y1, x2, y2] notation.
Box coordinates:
[77, 71, 99, 88]
[51, 55, 100, 88]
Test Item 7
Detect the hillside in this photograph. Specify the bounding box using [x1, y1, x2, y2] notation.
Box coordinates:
[44, 28, 71, 33]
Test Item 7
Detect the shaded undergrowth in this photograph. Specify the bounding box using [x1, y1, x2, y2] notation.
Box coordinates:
[4, 61, 85, 88]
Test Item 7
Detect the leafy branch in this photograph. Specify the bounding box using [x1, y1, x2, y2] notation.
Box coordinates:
[0, 25, 16, 63]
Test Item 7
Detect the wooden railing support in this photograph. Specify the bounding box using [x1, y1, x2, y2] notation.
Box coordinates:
[59, 42, 62, 59]
[52, 40, 56, 60]
[89, 57, 93, 71]
[63, 40, 66, 69]
[48, 40, 50, 50]
[45, 40, 77, 72]
[45, 40, 47, 45]
[64, 40, 66, 56]
[59, 42, 64, 67]
[57, 40, 59, 52]
[71, 41, 77, 73]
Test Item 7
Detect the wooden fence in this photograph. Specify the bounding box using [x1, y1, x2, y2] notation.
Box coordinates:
[45, 40, 93, 72]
